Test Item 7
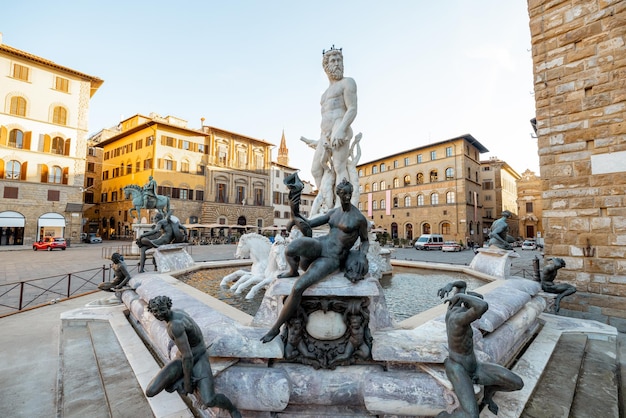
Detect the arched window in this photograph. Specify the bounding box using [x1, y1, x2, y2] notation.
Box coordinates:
[51, 136, 65, 155]
[446, 191, 455, 204]
[431, 193, 439, 205]
[442, 222, 451, 234]
[416, 173, 424, 184]
[423, 223, 431, 234]
[364, 183, 370, 192]
[417, 194, 424, 206]
[5, 160, 21, 179]
[358, 169, 363, 177]
[430, 170, 438, 182]
[52, 106, 67, 125]
[372, 165, 379, 174]
[380, 199, 386, 209]
[404, 195, 411, 207]
[358, 184, 363, 193]
[8, 129, 24, 149]
[10, 96, 26, 116]
[393, 197, 398, 208]
[380, 180, 386, 190]
[372, 182, 379, 192]
[372, 200, 378, 210]
[393, 178, 399, 188]
[49, 166, 63, 183]
[404, 174, 411, 186]
[445, 167, 454, 180]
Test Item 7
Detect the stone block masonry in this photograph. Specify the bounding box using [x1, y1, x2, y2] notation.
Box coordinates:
[528, 0, 626, 330]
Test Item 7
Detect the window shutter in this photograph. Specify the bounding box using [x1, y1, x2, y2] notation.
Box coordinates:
[21, 161, 28, 180]
[158, 159, 163, 169]
[40, 164, 48, 182]
[0, 126, 8, 146]
[43, 134, 51, 153]
[64, 138, 71, 156]
[62, 167, 69, 184]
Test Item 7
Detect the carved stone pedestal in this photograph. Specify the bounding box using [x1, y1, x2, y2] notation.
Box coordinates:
[252, 273, 393, 369]
[469, 246, 520, 279]
[146, 243, 194, 273]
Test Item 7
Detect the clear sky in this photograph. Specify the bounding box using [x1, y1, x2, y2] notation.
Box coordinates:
[2, 0, 539, 183]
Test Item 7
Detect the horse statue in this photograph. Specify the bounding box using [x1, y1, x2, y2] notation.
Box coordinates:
[219, 233, 288, 299]
[123, 184, 170, 221]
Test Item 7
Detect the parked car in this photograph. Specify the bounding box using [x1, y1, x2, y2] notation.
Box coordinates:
[521, 240, 537, 250]
[85, 233, 102, 244]
[33, 237, 67, 251]
[442, 241, 462, 252]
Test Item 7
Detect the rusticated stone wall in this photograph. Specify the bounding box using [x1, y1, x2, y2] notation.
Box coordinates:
[528, 0, 626, 330]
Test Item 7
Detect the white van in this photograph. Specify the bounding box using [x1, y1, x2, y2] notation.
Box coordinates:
[414, 234, 444, 250]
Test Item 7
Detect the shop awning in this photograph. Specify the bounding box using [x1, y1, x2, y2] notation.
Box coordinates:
[38, 213, 66, 227]
[0, 211, 25, 227]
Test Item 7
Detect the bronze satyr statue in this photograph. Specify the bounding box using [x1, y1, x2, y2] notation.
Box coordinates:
[488, 210, 515, 250]
[437, 281, 523, 417]
[260, 179, 369, 343]
[541, 257, 575, 313]
[145, 296, 241, 418]
[136, 211, 187, 273]
[98, 252, 132, 291]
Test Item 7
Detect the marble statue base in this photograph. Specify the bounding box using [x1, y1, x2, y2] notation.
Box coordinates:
[146, 243, 194, 273]
[469, 246, 520, 279]
[131, 223, 154, 255]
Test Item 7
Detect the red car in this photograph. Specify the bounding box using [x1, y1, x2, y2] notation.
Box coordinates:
[33, 237, 67, 251]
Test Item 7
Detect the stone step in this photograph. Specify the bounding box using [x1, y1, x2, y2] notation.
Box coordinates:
[59, 319, 153, 418]
[520, 332, 588, 418]
[570, 338, 618, 418]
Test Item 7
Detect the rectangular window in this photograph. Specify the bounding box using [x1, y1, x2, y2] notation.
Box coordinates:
[84, 192, 94, 204]
[102, 171, 109, 180]
[273, 191, 281, 204]
[195, 190, 204, 201]
[380, 163, 386, 172]
[87, 162, 95, 172]
[111, 191, 117, 201]
[181, 161, 189, 173]
[482, 181, 493, 190]
[417, 154, 422, 163]
[179, 189, 189, 200]
[404, 157, 410, 166]
[430, 151, 436, 160]
[12, 64, 29, 81]
[48, 190, 60, 201]
[171, 188, 181, 199]
[101, 192, 107, 202]
[146, 136, 154, 146]
[55, 76, 69, 92]
[526, 202, 533, 212]
[446, 146, 453, 157]
[126, 164, 132, 175]
[136, 139, 143, 150]
[144, 159, 153, 170]
[216, 183, 227, 203]
[197, 165, 205, 175]
[236, 186, 245, 204]
[393, 160, 399, 168]
[274, 211, 281, 218]
[135, 161, 141, 172]
[198, 144, 205, 153]
[104, 151, 110, 160]
[161, 136, 175, 147]
[254, 188, 263, 206]
[3, 186, 18, 199]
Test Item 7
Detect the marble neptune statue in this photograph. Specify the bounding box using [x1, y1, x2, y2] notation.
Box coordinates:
[301, 45, 361, 216]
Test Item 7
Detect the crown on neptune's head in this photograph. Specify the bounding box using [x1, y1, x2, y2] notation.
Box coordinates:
[322, 44, 342, 55]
